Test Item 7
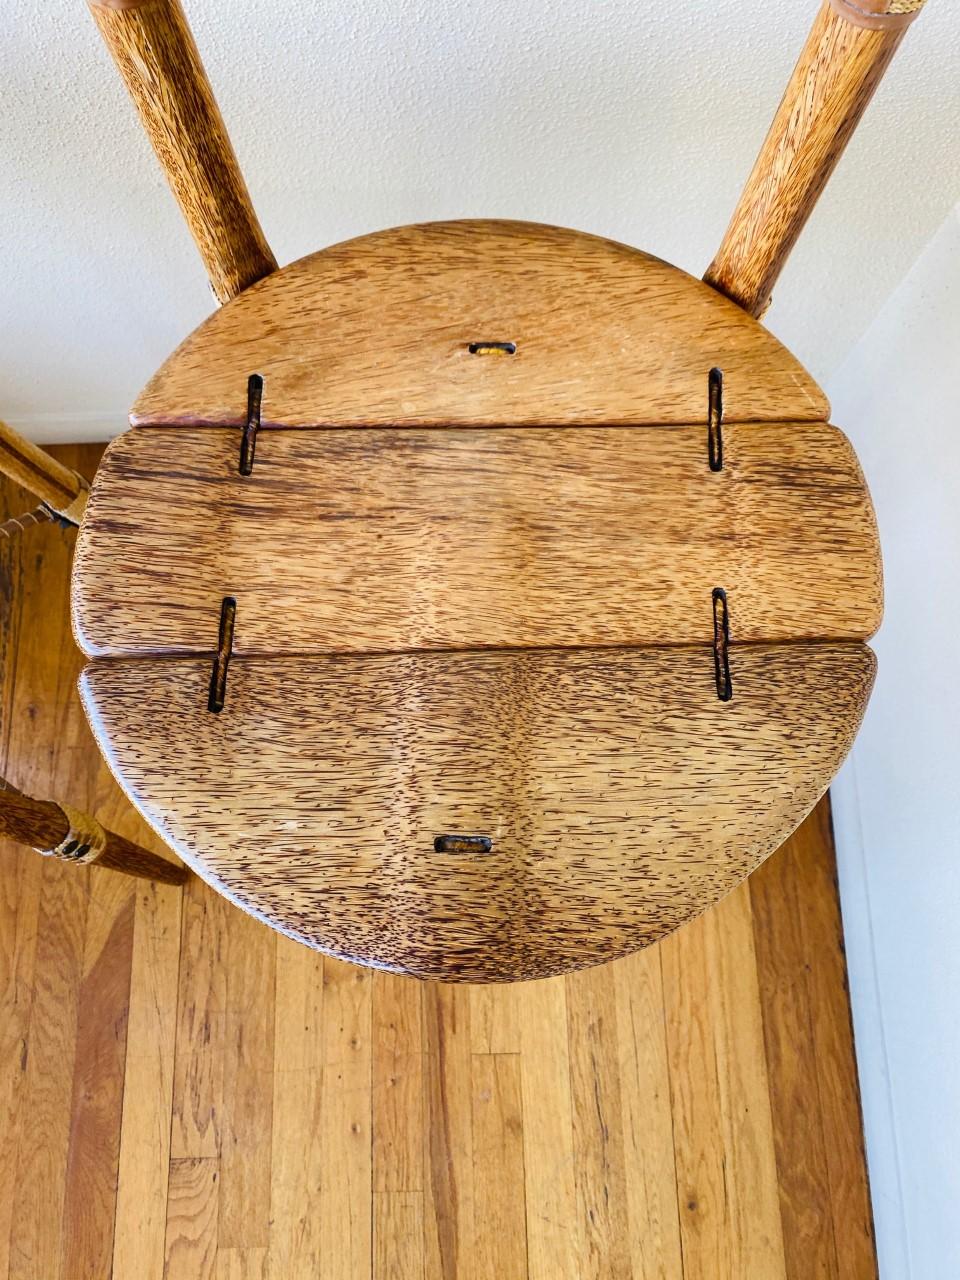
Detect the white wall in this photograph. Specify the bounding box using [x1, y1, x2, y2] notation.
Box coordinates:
[829, 204, 960, 1280]
[2, 0, 960, 441]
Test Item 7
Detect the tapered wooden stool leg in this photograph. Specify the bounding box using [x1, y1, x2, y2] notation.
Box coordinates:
[705, 0, 929, 317]
[0, 417, 88, 524]
[87, 0, 277, 303]
[0, 779, 187, 885]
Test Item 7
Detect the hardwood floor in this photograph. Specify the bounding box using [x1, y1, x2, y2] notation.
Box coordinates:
[0, 446, 877, 1278]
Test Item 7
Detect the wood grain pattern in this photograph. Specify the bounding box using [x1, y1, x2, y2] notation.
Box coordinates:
[469, 980, 521, 1055]
[88, 0, 277, 303]
[0, 781, 186, 883]
[73, 421, 882, 657]
[1, 445, 879, 1274]
[753, 852, 839, 1274]
[373, 973, 424, 1194]
[73, 218, 875, 981]
[516, 976, 578, 1278]
[164, 1157, 220, 1279]
[0, 417, 88, 521]
[130, 220, 828, 428]
[374, 1191, 425, 1280]
[318, 962, 373, 1280]
[216, 1249, 268, 1280]
[613, 948, 683, 1278]
[471, 1054, 526, 1280]
[704, 887, 786, 1274]
[6, 858, 89, 1280]
[60, 876, 135, 1280]
[566, 963, 632, 1278]
[661, 884, 787, 1278]
[704, 3, 908, 316]
[170, 873, 228, 1160]
[80, 644, 873, 981]
[112, 878, 183, 1280]
[423, 985, 474, 1279]
[784, 806, 877, 1278]
[269, 938, 325, 1278]
[217, 907, 275, 1250]
[0, 447, 112, 1280]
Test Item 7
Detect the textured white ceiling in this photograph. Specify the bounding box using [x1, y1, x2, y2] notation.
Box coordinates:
[3, 0, 959, 441]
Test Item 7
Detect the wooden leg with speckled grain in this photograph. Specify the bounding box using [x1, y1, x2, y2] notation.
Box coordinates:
[86, 0, 277, 304]
[705, 0, 929, 316]
[0, 780, 187, 885]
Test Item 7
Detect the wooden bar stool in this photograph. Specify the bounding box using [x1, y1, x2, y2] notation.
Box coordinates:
[2, 0, 930, 979]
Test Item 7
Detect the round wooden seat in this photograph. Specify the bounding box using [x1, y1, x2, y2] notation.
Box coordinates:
[72, 219, 881, 981]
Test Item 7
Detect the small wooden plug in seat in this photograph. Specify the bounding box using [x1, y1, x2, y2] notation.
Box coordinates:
[73, 220, 882, 981]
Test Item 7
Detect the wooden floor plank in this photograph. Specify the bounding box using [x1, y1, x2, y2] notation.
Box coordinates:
[613, 948, 683, 1280]
[661, 909, 735, 1279]
[422, 984, 475, 1280]
[516, 976, 579, 1280]
[663, 885, 789, 1279]
[471, 1054, 527, 1280]
[373, 972, 424, 1194]
[113, 874, 183, 1280]
[6, 861, 89, 1280]
[268, 936, 325, 1279]
[318, 958, 373, 1280]
[566, 963, 632, 1280]
[164, 1157, 220, 1280]
[215, 1246, 268, 1279]
[2, 448, 108, 1280]
[751, 839, 843, 1279]
[468, 983, 522, 1056]
[706, 887, 787, 1277]
[60, 872, 135, 1280]
[171, 876, 229, 1160]
[789, 805, 877, 1277]
[63, 769, 152, 1280]
[217, 908, 276, 1250]
[0, 849, 41, 1280]
[374, 1191, 425, 1280]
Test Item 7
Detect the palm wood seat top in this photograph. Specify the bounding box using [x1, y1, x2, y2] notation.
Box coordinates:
[73, 219, 881, 981]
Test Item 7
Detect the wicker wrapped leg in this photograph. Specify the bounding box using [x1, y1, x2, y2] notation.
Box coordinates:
[0, 780, 187, 886]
